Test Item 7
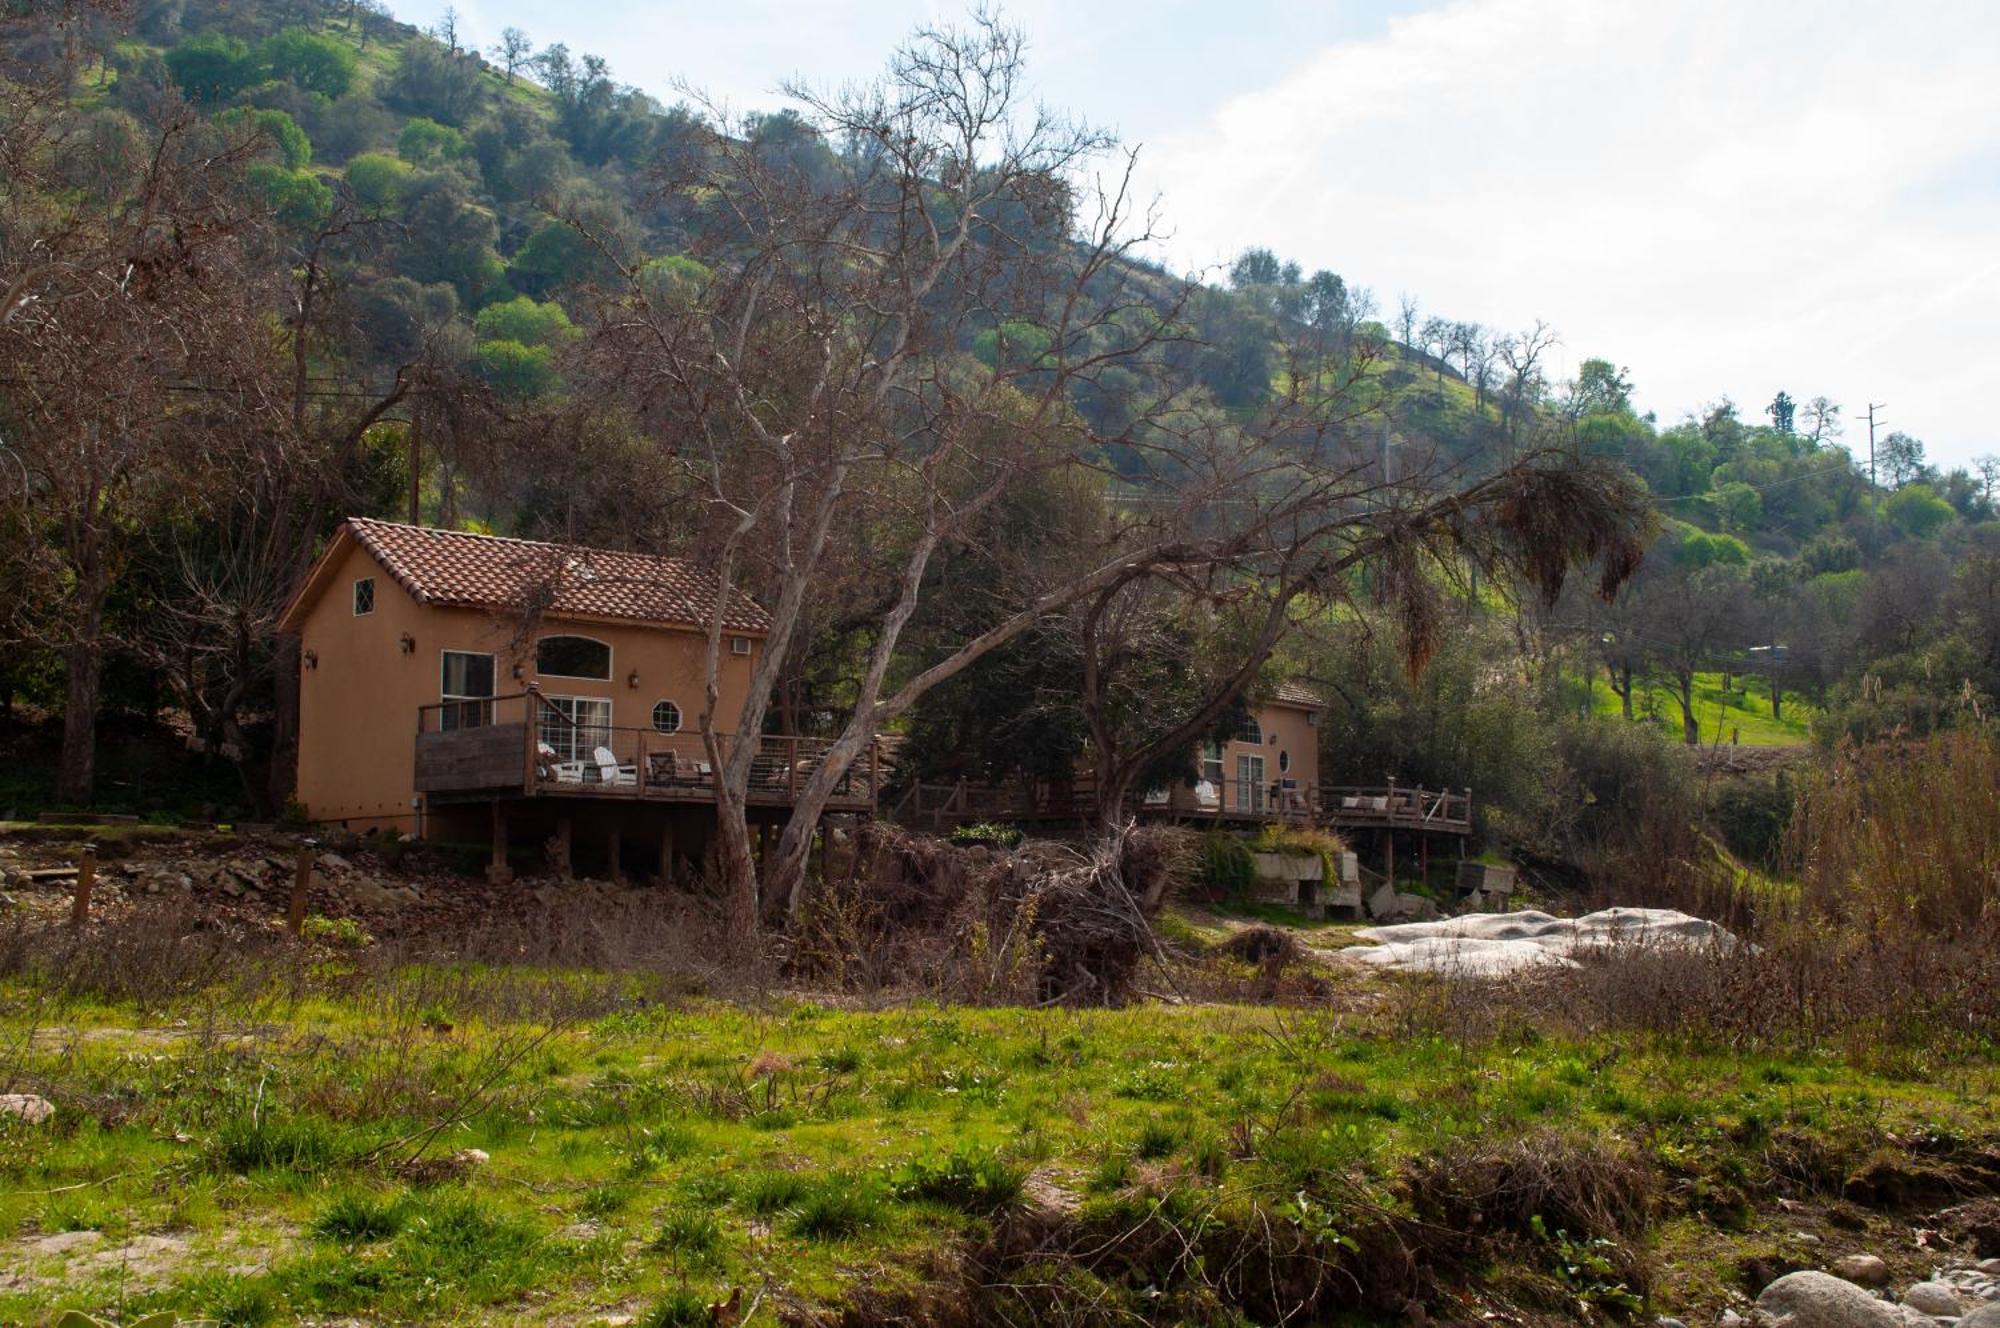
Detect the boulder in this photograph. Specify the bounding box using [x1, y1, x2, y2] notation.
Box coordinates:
[1960, 1306, 2000, 1328]
[0, 1093, 55, 1125]
[1900, 1283, 1966, 1317]
[1758, 1271, 1905, 1328]
[1832, 1254, 1890, 1287]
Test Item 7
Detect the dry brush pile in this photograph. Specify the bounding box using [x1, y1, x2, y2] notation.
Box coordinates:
[787, 822, 1194, 1006]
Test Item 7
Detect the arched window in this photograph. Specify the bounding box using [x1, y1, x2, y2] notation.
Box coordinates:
[651, 700, 682, 734]
[1236, 716, 1263, 744]
[536, 635, 610, 680]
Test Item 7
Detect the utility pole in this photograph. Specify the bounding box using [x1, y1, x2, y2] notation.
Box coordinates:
[1863, 402, 1886, 489]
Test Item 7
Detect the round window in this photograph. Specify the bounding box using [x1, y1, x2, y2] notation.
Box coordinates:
[651, 700, 682, 734]
[1279, 750, 1291, 773]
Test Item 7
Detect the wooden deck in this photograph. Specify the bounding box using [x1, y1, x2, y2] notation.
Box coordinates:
[891, 774, 1470, 835]
[413, 692, 878, 813]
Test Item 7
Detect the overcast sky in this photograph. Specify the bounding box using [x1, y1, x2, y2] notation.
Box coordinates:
[395, 0, 2000, 466]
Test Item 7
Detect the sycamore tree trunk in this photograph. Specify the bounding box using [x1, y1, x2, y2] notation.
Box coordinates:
[267, 634, 301, 813]
[1673, 670, 1700, 745]
[55, 545, 109, 805]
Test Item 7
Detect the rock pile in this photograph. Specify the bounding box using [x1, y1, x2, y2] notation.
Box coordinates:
[1754, 1261, 2000, 1328]
[1341, 906, 1737, 977]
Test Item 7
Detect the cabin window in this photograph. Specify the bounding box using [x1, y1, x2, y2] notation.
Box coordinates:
[651, 700, 682, 734]
[1236, 754, 1266, 813]
[439, 651, 494, 730]
[730, 636, 752, 656]
[1199, 741, 1224, 788]
[540, 696, 612, 764]
[352, 577, 374, 616]
[536, 634, 611, 680]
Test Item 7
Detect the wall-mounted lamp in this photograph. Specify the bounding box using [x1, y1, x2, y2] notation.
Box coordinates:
[511, 661, 524, 680]
[399, 632, 416, 655]
[627, 669, 640, 689]
[303, 648, 319, 670]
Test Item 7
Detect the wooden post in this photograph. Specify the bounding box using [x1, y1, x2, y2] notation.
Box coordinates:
[69, 843, 96, 929]
[607, 826, 623, 886]
[1381, 828, 1394, 886]
[1419, 833, 1430, 888]
[489, 803, 512, 885]
[287, 838, 317, 938]
[658, 822, 676, 885]
[757, 820, 773, 868]
[554, 815, 573, 880]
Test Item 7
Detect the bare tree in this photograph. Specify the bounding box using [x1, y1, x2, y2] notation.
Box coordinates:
[1069, 452, 1651, 827]
[1975, 454, 2000, 508]
[1497, 320, 1559, 443]
[574, 13, 1213, 925]
[0, 69, 282, 803]
[491, 27, 532, 83]
[1395, 292, 1420, 349]
[1801, 395, 1842, 446]
[1632, 564, 1753, 744]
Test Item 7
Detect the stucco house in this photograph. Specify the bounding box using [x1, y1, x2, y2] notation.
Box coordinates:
[276, 518, 876, 879]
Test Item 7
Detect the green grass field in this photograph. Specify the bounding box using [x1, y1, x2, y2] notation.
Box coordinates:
[3, 940, 1993, 1326]
[1590, 670, 1816, 747]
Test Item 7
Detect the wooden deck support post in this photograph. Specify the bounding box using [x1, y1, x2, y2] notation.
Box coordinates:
[287, 838, 316, 938]
[1381, 828, 1394, 886]
[757, 820, 773, 868]
[1419, 833, 1430, 888]
[70, 843, 96, 930]
[489, 803, 513, 885]
[607, 826, 623, 886]
[658, 822, 676, 885]
[554, 815, 573, 880]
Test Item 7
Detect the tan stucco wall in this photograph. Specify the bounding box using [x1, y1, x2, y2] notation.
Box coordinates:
[294, 540, 761, 831]
[1252, 701, 1320, 793]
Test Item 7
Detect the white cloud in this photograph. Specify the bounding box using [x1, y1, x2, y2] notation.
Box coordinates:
[1134, 0, 2000, 463]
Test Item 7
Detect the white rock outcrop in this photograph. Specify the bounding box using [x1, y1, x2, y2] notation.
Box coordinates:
[1342, 907, 1735, 977]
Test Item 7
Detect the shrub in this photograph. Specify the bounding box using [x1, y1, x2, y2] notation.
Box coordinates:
[214, 1115, 340, 1175]
[651, 1209, 722, 1264]
[302, 914, 371, 948]
[1706, 773, 1793, 868]
[737, 1169, 811, 1216]
[948, 821, 1023, 849]
[313, 1191, 405, 1242]
[260, 28, 358, 98]
[1194, 831, 1254, 900]
[785, 1182, 881, 1240]
[893, 1148, 1026, 1214]
[642, 1290, 717, 1328]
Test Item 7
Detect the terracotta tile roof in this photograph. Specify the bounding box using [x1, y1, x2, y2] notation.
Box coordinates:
[1271, 680, 1326, 710]
[344, 519, 771, 633]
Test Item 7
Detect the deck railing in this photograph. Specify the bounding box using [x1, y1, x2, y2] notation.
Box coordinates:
[886, 772, 1471, 833]
[414, 691, 878, 807]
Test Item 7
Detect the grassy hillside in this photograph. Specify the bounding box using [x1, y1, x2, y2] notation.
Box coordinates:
[1589, 671, 1816, 747]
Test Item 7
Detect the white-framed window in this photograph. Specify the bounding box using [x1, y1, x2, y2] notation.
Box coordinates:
[730, 635, 752, 656]
[352, 577, 375, 615]
[540, 695, 613, 763]
[651, 699, 682, 733]
[536, 634, 611, 680]
[1236, 754, 1266, 813]
[1237, 716, 1263, 744]
[1278, 750, 1291, 774]
[439, 650, 494, 730]
[1200, 741, 1224, 788]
